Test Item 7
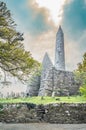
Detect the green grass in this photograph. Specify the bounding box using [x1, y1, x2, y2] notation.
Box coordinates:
[0, 96, 86, 104]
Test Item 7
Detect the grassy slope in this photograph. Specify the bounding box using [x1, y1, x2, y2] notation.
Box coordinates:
[0, 96, 86, 104]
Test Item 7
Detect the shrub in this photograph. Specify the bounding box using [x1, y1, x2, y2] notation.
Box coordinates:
[0, 104, 3, 109]
[80, 85, 86, 97]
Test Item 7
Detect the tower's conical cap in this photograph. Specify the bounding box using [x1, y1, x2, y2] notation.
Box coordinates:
[56, 25, 63, 35]
[42, 52, 53, 70]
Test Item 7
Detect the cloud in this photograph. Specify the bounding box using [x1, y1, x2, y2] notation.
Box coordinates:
[2, 0, 56, 35]
[62, 0, 86, 40]
[25, 0, 56, 35]
[24, 30, 56, 63]
[65, 38, 82, 71]
[36, 0, 70, 25]
[28, 0, 55, 26]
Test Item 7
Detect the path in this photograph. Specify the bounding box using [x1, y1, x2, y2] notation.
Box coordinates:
[0, 123, 86, 130]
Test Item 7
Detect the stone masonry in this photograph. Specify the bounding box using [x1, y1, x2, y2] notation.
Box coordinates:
[39, 67, 80, 96]
[55, 26, 65, 70]
[0, 103, 86, 123]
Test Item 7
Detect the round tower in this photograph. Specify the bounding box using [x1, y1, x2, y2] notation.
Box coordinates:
[55, 26, 65, 70]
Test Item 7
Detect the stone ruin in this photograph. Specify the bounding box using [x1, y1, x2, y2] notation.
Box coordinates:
[26, 26, 80, 96]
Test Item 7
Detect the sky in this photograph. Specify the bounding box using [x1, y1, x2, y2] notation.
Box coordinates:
[1, 0, 86, 94]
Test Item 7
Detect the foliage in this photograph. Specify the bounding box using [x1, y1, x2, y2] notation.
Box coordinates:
[74, 71, 86, 85]
[27, 67, 41, 83]
[75, 52, 86, 96]
[80, 85, 86, 97]
[0, 104, 3, 109]
[77, 52, 86, 73]
[0, 2, 39, 81]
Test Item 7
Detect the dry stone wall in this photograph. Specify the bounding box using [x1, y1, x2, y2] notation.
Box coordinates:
[0, 103, 86, 123]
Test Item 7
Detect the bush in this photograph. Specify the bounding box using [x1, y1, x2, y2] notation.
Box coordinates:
[0, 104, 3, 109]
[26, 103, 36, 110]
[80, 85, 86, 97]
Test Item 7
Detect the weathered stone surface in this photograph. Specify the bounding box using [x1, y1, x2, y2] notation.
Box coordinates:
[38, 53, 53, 96]
[53, 68, 80, 96]
[41, 52, 53, 71]
[39, 68, 80, 96]
[55, 26, 65, 70]
[0, 103, 86, 124]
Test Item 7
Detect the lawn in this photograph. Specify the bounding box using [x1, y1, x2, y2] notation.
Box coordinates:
[0, 96, 86, 104]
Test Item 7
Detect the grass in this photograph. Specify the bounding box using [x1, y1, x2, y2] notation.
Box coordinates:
[0, 96, 86, 104]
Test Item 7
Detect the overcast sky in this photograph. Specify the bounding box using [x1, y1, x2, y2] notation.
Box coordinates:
[1, 0, 86, 71]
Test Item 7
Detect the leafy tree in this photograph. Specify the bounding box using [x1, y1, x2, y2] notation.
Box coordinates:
[77, 53, 86, 73]
[0, 2, 39, 81]
[80, 85, 86, 97]
[76, 52, 86, 96]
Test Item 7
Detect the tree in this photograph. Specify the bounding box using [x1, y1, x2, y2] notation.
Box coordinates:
[76, 52, 86, 96]
[0, 2, 39, 81]
[77, 53, 86, 73]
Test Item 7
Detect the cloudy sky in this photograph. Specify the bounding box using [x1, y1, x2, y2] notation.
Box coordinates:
[2, 0, 86, 71]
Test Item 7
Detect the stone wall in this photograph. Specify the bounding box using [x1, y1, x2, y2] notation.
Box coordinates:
[0, 103, 86, 123]
[40, 68, 80, 96]
[53, 68, 80, 96]
[27, 68, 80, 97]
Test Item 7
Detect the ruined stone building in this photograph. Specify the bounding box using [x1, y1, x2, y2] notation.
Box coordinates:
[26, 26, 80, 96]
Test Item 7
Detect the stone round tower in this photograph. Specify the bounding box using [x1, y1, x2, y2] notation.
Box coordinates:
[55, 26, 65, 70]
